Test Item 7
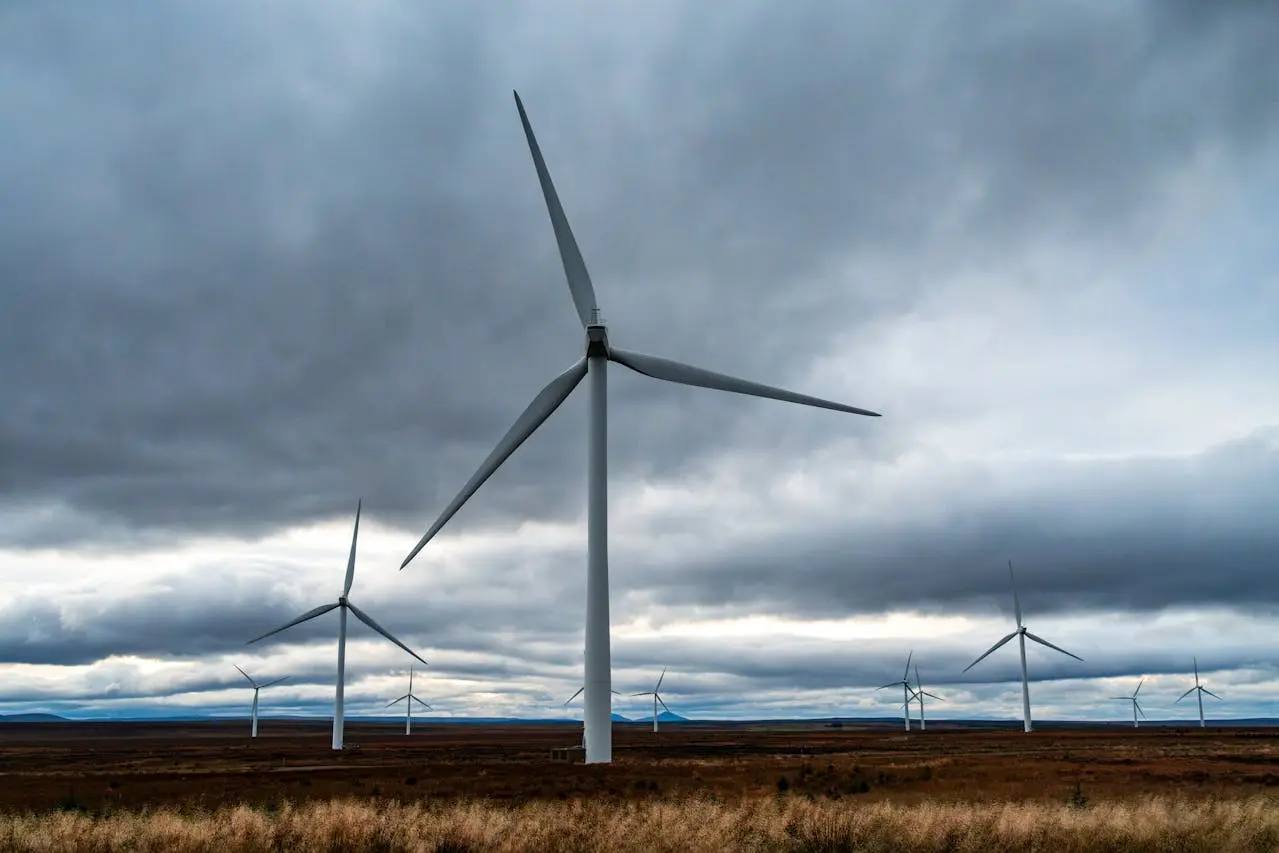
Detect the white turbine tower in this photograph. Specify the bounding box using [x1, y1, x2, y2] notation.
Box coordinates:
[632, 667, 672, 732]
[1112, 678, 1147, 728]
[234, 666, 287, 739]
[1176, 657, 1222, 728]
[911, 663, 944, 732]
[399, 92, 881, 764]
[964, 560, 1083, 733]
[877, 651, 915, 732]
[248, 500, 429, 750]
[385, 666, 432, 735]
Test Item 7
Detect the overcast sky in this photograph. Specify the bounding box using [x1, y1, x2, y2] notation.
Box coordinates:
[2, 1, 1277, 725]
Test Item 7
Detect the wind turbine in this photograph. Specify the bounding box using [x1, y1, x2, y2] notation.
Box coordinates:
[1176, 657, 1221, 728]
[248, 500, 429, 750]
[399, 92, 881, 764]
[234, 666, 288, 739]
[1112, 678, 1147, 728]
[877, 651, 915, 732]
[911, 663, 944, 732]
[632, 667, 673, 732]
[964, 559, 1083, 733]
[385, 666, 432, 735]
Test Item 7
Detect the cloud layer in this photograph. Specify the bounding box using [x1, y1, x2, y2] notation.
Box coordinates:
[1, 0, 1277, 721]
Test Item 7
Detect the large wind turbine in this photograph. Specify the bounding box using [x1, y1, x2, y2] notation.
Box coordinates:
[385, 666, 432, 735]
[964, 560, 1083, 733]
[234, 666, 288, 739]
[400, 92, 881, 764]
[632, 667, 672, 732]
[1176, 657, 1221, 728]
[1112, 678, 1147, 728]
[877, 651, 915, 732]
[911, 663, 944, 732]
[248, 501, 429, 750]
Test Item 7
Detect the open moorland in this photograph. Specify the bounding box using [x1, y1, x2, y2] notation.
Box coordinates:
[2, 720, 1278, 812]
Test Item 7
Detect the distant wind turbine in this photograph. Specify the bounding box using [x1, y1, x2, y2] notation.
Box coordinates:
[1176, 657, 1221, 728]
[385, 666, 432, 735]
[878, 651, 915, 732]
[911, 663, 944, 732]
[632, 667, 673, 732]
[247, 500, 429, 750]
[399, 91, 881, 764]
[964, 560, 1083, 733]
[1112, 678, 1147, 728]
[234, 666, 287, 739]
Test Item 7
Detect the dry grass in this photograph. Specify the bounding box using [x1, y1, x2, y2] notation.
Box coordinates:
[3, 795, 1278, 852]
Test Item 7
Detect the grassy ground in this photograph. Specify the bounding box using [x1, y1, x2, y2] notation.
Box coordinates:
[4, 794, 1278, 852]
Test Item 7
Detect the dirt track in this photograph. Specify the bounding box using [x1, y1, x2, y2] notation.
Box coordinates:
[1, 720, 1277, 811]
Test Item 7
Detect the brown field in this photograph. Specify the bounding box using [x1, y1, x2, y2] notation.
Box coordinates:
[3, 722, 1279, 851]
[1, 719, 1278, 812]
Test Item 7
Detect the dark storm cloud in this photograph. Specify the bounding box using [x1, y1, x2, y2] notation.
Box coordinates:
[625, 428, 1279, 618]
[1, 1, 1276, 546]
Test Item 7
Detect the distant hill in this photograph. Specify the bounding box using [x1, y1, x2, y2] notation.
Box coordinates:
[0, 713, 68, 722]
[657, 710, 689, 722]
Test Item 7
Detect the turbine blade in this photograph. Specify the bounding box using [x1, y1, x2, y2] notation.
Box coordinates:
[343, 499, 361, 597]
[1136, 702, 1147, 719]
[246, 602, 340, 645]
[657, 695, 671, 714]
[259, 676, 289, 689]
[963, 632, 1018, 672]
[234, 665, 257, 687]
[1023, 631, 1084, 662]
[1134, 678, 1144, 697]
[346, 601, 429, 666]
[412, 696, 433, 710]
[1194, 656, 1200, 685]
[1176, 687, 1196, 703]
[876, 682, 904, 691]
[513, 91, 599, 328]
[923, 692, 944, 701]
[903, 650, 913, 682]
[1008, 560, 1023, 628]
[1203, 688, 1223, 701]
[401, 358, 588, 568]
[914, 663, 922, 691]
[631, 692, 652, 697]
[565, 687, 584, 705]
[611, 689, 622, 695]
[1110, 697, 1130, 701]
[386, 695, 408, 708]
[655, 666, 666, 693]
[608, 348, 880, 417]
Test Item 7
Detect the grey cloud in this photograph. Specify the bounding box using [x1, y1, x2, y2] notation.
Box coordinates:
[626, 427, 1279, 618]
[2, 1, 1275, 549]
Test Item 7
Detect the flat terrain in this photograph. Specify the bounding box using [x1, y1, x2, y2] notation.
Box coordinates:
[1, 720, 1277, 812]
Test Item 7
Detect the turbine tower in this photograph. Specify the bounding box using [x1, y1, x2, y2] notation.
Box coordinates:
[911, 663, 944, 732]
[1176, 657, 1221, 728]
[248, 500, 429, 750]
[566, 685, 621, 750]
[400, 92, 881, 764]
[234, 666, 287, 739]
[385, 666, 432, 735]
[964, 560, 1083, 733]
[632, 667, 672, 732]
[877, 651, 915, 732]
[1112, 678, 1147, 728]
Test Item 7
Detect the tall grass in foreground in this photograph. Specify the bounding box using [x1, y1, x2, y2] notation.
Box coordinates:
[3, 795, 1277, 852]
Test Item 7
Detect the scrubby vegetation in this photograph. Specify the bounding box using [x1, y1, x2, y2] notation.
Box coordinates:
[3, 794, 1278, 852]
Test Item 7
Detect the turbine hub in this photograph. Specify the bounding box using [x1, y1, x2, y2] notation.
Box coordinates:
[338, 595, 348, 606]
[585, 320, 609, 358]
